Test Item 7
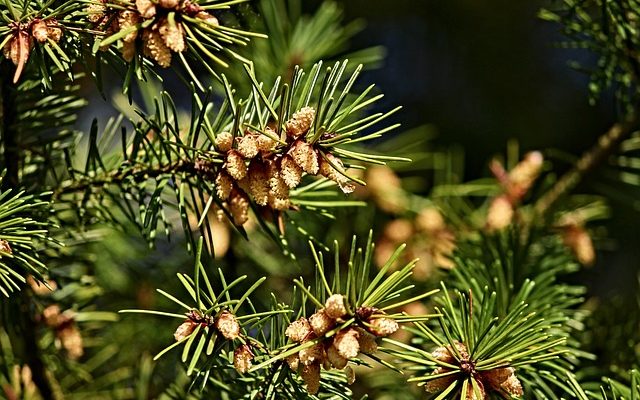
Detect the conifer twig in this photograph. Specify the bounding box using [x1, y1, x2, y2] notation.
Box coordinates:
[534, 118, 637, 216]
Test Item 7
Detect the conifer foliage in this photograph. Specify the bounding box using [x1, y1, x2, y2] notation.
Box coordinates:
[1, 0, 639, 399]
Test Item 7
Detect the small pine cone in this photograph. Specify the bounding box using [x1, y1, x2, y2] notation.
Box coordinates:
[247, 162, 270, 206]
[43, 305, 62, 327]
[256, 130, 276, 152]
[237, 135, 259, 159]
[508, 151, 543, 196]
[158, 0, 179, 9]
[431, 345, 455, 363]
[333, 329, 360, 359]
[47, 23, 62, 43]
[215, 172, 234, 201]
[58, 324, 84, 360]
[286, 354, 300, 371]
[233, 345, 253, 373]
[562, 225, 595, 266]
[300, 363, 321, 395]
[345, 366, 356, 385]
[4, 33, 32, 67]
[0, 239, 12, 254]
[225, 150, 247, 181]
[136, 0, 156, 18]
[501, 373, 523, 397]
[355, 328, 377, 354]
[158, 18, 185, 52]
[118, 10, 140, 43]
[174, 320, 197, 341]
[286, 107, 315, 137]
[324, 294, 347, 319]
[142, 29, 172, 67]
[309, 310, 334, 336]
[268, 193, 291, 210]
[86, 2, 106, 23]
[215, 132, 233, 152]
[195, 11, 219, 26]
[121, 40, 136, 62]
[326, 344, 348, 369]
[215, 311, 241, 340]
[280, 155, 303, 188]
[229, 190, 249, 226]
[290, 140, 319, 175]
[367, 317, 399, 337]
[319, 153, 354, 194]
[416, 207, 446, 233]
[466, 378, 486, 400]
[299, 341, 324, 366]
[31, 21, 49, 43]
[285, 318, 312, 343]
[424, 367, 456, 393]
[486, 195, 514, 232]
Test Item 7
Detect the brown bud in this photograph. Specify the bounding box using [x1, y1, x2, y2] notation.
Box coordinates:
[286, 354, 300, 371]
[290, 140, 319, 175]
[319, 153, 354, 194]
[215, 311, 241, 340]
[121, 40, 136, 62]
[268, 193, 291, 210]
[424, 367, 457, 393]
[333, 329, 360, 359]
[309, 310, 334, 336]
[280, 155, 303, 188]
[158, 0, 179, 9]
[247, 162, 270, 206]
[233, 344, 253, 373]
[31, 21, 49, 43]
[237, 135, 259, 159]
[58, 324, 83, 360]
[0, 239, 12, 255]
[256, 130, 276, 152]
[486, 195, 514, 232]
[86, 2, 107, 23]
[324, 294, 347, 319]
[118, 10, 140, 43]
[416, 207, 446, 233]
[286, 107, 315, 137]
[345, 366, 356, 385]
[285, 318, 312, 343]
[355, 328, 377, 354]
[299, 341, 324, 366]
[326, 344, 348, 369]
[174, 320, 197, 341]
[225, 150, 247, 181]
[215, 172, 234, 201]
[142, 28, 172, 67]
[300, 363, 321, 394]
[195, 11, 219, 26]
[158, 19, 185, 53]
[215, 131, 233, 152]
[508, 151, 543, 196]
[562, 225, 595, 266]
[229, 190, 250, 225]
[367, 317, 399, 337]
[43, 305, 62, 327]
[136, 0, 156, 18]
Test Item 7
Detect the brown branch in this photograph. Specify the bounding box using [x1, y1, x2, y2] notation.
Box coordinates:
[53, 159, 198, 198]
[534, 119, 637, 216]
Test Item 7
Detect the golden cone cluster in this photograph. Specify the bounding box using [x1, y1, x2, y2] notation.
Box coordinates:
[556, 213, 595, 266]
[86, 0, 219, 66]
[3, 19, 63, 83]
[486, 151, 543, 231]
[283, 294, 395, 394]
[41, 305, 84, 360]
[424, 342, 524, 399]
[199, 107, 357, 227]
[376, 207, 456, 280]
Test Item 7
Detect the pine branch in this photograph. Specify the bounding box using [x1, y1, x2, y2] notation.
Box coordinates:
[534, 119, 637, 216]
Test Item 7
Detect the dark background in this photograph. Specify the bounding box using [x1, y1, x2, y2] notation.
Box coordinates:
[319, 0, 639, 297]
